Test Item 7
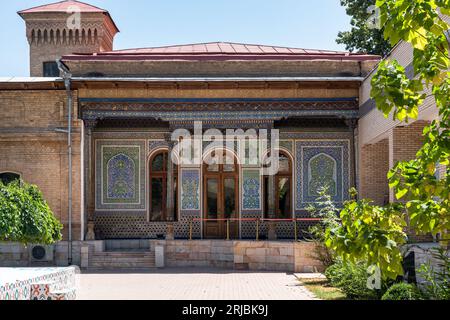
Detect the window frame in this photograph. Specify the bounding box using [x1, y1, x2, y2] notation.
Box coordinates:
[43, 61, 60, 77]
[0, 172, 21, 185]
[263, 151, 293, 219]
[149, 151, 178, 222]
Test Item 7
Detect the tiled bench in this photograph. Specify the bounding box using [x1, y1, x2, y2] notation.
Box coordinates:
[30, 283, 76, 300]
[0, 267, 78, 300]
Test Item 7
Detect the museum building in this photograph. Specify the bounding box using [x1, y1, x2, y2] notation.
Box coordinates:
[0, 1, 393, 270]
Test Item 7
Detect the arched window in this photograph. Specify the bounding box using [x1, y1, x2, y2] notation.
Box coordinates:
[149, 151, 178, 221]
[0, 172, 21, 185]
[263, 151, 293, 219]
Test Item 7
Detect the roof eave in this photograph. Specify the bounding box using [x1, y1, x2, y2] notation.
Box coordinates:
[62, 54, 380, 62]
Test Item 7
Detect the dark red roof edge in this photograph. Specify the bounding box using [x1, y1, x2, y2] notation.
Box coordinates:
[18, 0, 106, 14]
[62, 53, 380, 62]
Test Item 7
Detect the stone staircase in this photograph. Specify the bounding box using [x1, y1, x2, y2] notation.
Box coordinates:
[87, 240, 157, 270]
[89, 250, 156, 270]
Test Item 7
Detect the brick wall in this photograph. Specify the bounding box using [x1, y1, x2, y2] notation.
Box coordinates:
[0, 90, 83, 241]
[391, 121, 433, 243]
[66, 59, 379, 78]
[359, 138, 389, 205]
[391, 121, 429, 164]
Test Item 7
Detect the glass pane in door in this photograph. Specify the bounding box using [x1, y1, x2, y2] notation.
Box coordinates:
[151, 178, 163, 221]
[279, 154, 290, 173]
[223, 178, 236, 218]
[152, 153, 165, 171]
[207, 179, 218, 218]
[278, 177, 291, 218]
[223, 155, 235, 172]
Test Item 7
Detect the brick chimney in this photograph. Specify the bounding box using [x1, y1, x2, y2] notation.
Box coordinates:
[18, 0, 119, 77]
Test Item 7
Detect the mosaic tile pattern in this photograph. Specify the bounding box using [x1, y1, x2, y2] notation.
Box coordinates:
[308, 153, 337, 197]
[95, 140, 146, 211]
[181, 169, 201, 212]
[149, 140, 168, 153]
[240, 213, 262, 239]
[106, 153, 137, 201]
[94, 213, 201, 239]
[242, 170, 261, 210]
[279, 140, 294, 153]
[82, 108, 358, 122]
[296, 140, 350, 210]
[240, 217, 313, 239]
[0, 267, 76, 301]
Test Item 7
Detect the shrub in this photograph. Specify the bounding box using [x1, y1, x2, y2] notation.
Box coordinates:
[0, 180, 62, 244]
[306, 187, 341, 267]
[381, 283, 421, 300]
[418, 247, 450, 300]
[325, 261, 379, 300]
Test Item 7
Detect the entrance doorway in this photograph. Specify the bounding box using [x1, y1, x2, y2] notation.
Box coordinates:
[203, 150, 239, 239]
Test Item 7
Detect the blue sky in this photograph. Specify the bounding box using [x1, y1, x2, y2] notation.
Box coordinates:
[0, 0, 351, 76]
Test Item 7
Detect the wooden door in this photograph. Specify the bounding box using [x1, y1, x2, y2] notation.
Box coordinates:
[203, 151, 239, 239]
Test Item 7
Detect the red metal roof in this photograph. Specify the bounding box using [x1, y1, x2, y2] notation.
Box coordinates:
[18, 0, 119, 33]
[63, 42, 379, 62]
[106, 42, 351, 55]
[18, 0, 107, 14]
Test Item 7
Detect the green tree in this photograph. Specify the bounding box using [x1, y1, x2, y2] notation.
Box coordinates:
[306, 187, 341, 267]
[337, 0, 392, 56]
[326, 0, 450, 281]
[0, 180, 62, 245]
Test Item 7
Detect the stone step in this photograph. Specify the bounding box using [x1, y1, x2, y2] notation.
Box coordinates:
[91, 257, 155, 262]
[89, 262, 156, 269]
[92, 253, 155, 258]
[89, 251, 156, 269]
[90, 257, 155, 262]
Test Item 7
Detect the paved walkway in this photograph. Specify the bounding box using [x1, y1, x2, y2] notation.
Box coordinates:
[76, 268, 316, 300]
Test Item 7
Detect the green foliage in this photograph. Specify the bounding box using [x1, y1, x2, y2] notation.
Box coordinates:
[377, 0, 450, 50]
[306, 187, 341, 267]
[307, 187, 342, 238]
[327, 0, 450, 282]
[325, 189, 407, 280]
[371, 60, 425, 122]
[337, 0, 392, 56]
[0, 181, 62, 245]
[418, 248, 450, 300]
[373, 0, 450, 238]
[325, 261, 379, 299]
[381, 283, 422, 300]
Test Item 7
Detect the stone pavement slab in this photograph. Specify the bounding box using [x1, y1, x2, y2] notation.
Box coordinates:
[76, 268, 316, 300]
[294, 273, 326, 280]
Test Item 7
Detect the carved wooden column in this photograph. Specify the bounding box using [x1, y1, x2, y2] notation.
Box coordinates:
[84, 119, 97, 241]
[345, 119, 358, 192]
[165, 132, 175, 240]
[266, 123, 277, 240]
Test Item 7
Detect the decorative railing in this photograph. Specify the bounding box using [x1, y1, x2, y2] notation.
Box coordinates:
[189, 217, 322, 241]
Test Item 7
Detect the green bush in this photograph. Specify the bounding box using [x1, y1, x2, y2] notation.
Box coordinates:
[306, 186, 341, 268]
[418, 248, 450, 300]
[0, 180, 62, 244]
[325, 261, 379, 300]
[381, 283, 421, 300]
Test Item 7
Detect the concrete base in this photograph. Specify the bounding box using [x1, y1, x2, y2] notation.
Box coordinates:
[155, 246, 165, 268]
[1, 240, 324, 273]
[151, 240, 323, 272]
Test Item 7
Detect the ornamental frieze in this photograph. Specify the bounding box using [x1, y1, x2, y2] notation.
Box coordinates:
[80, 99, 358, 113]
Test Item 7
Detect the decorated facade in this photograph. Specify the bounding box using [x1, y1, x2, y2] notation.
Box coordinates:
[0, 0, 381, 245]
